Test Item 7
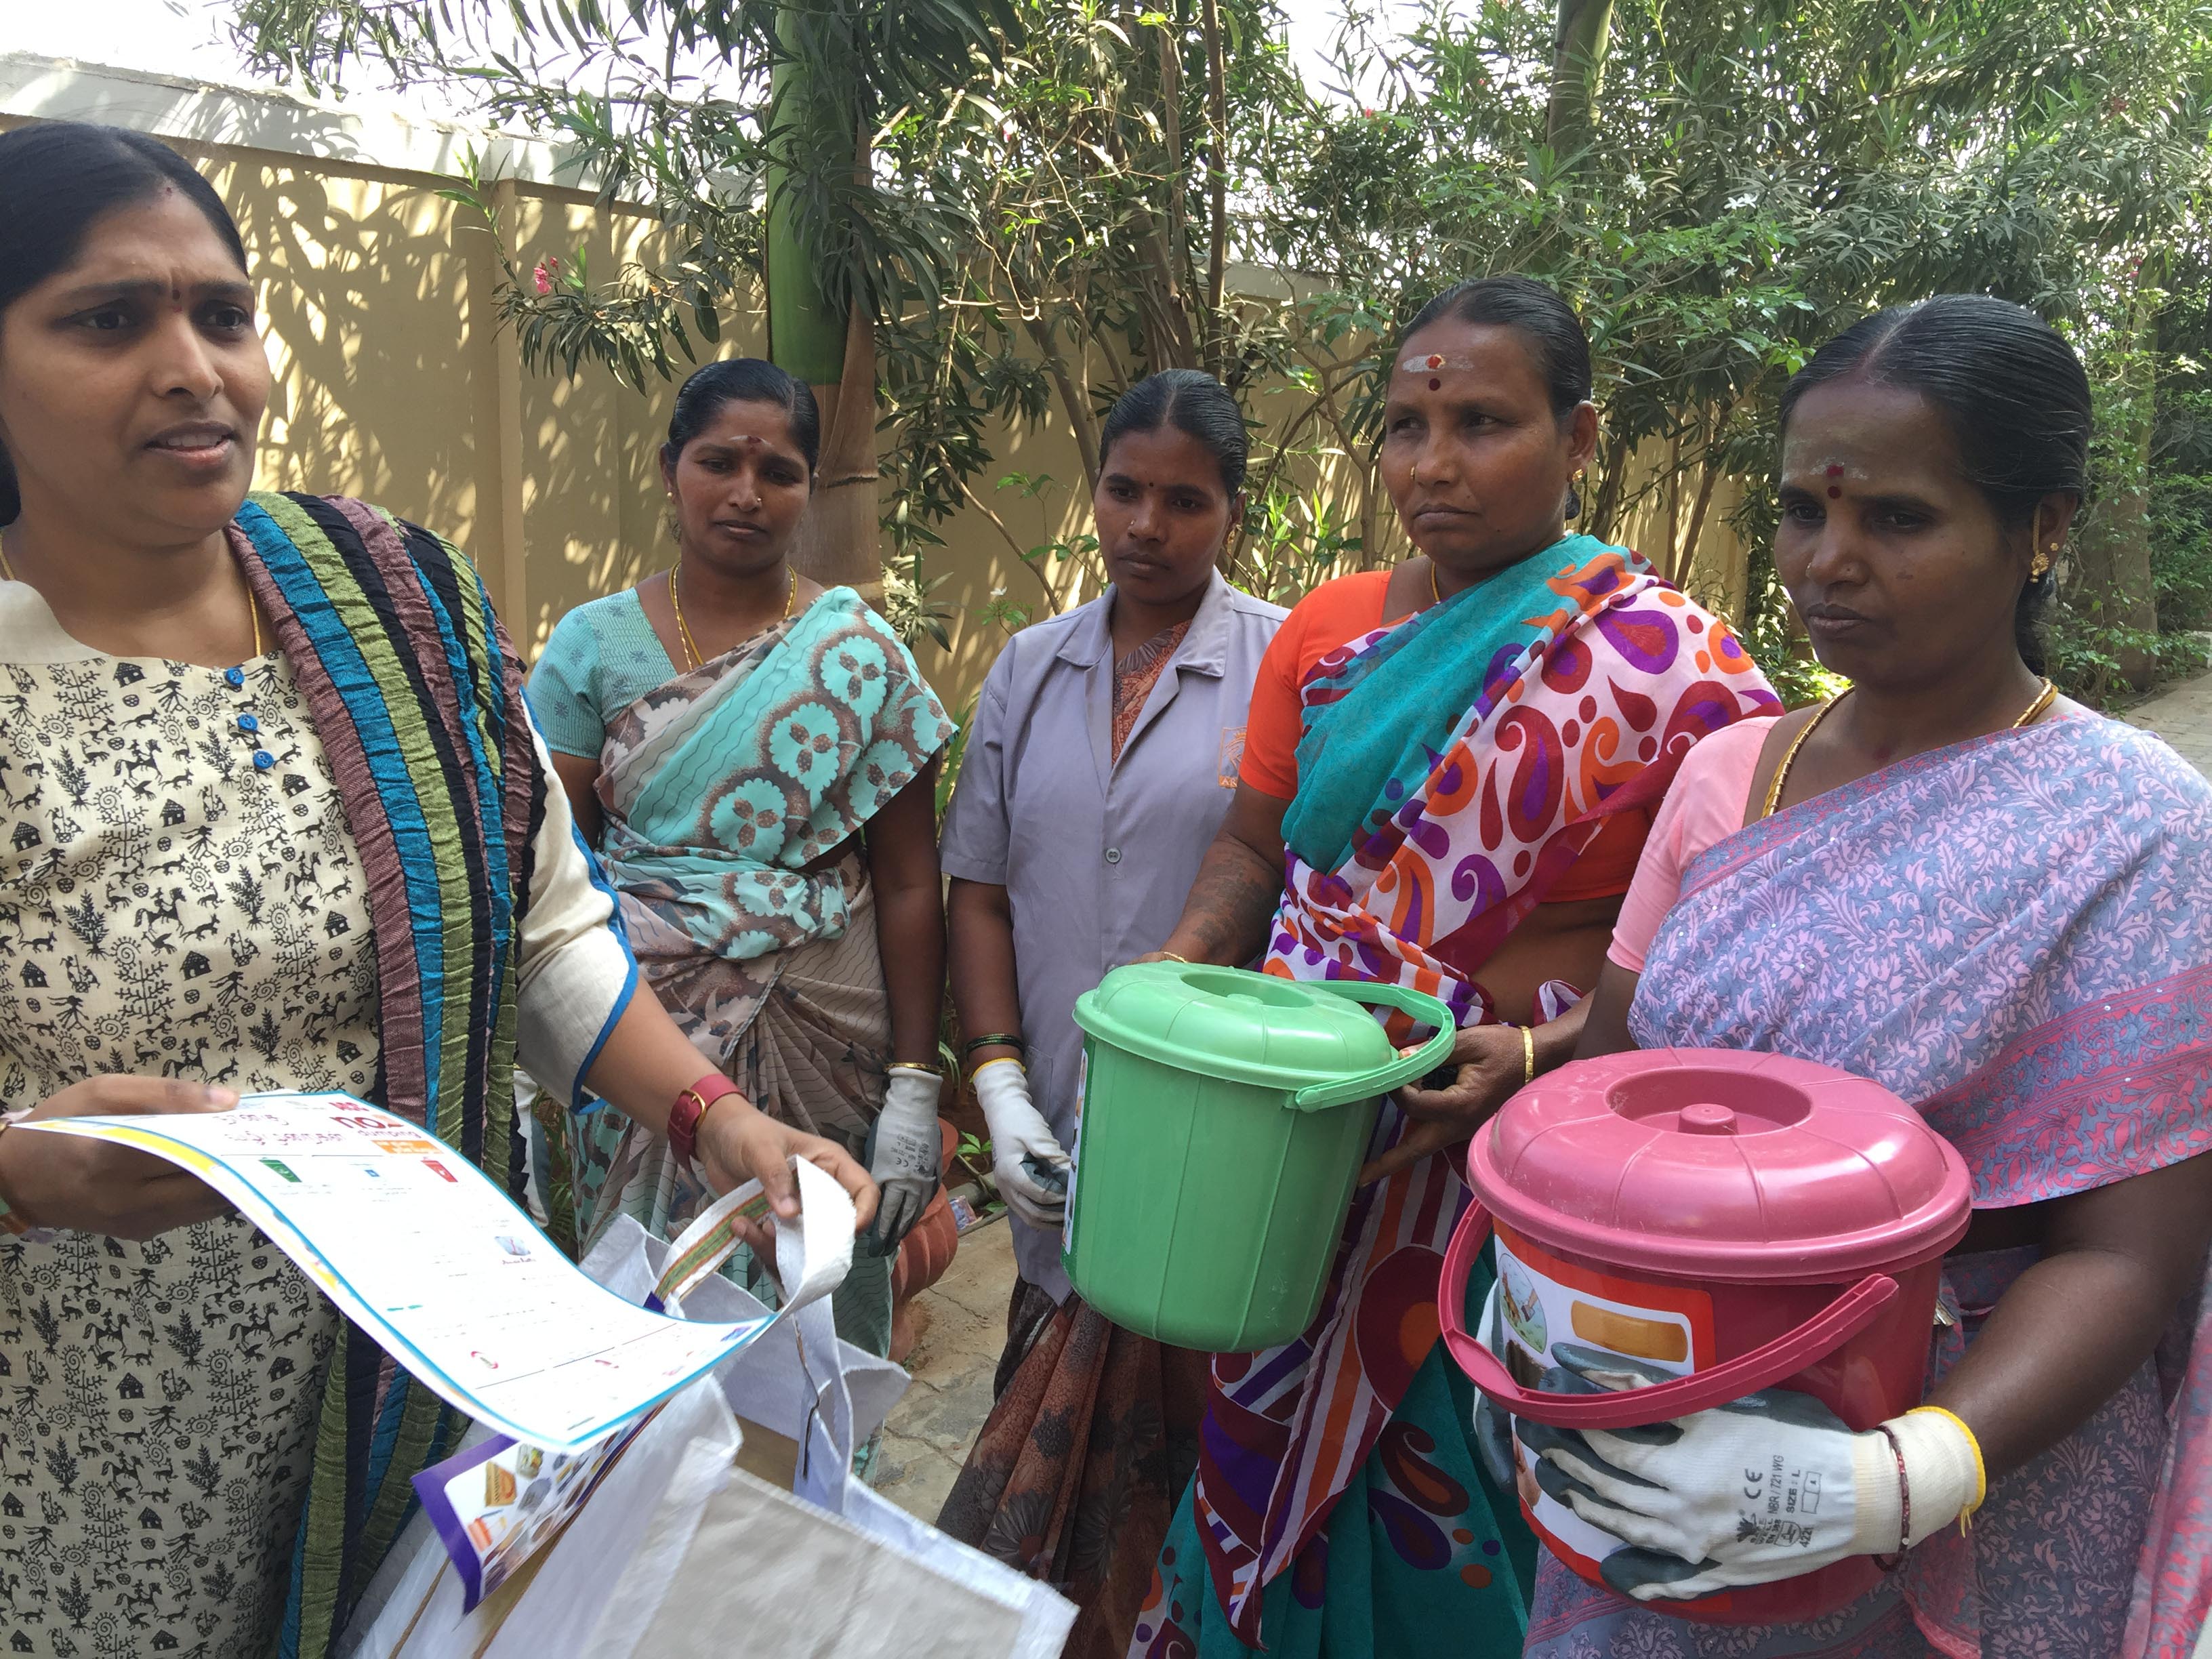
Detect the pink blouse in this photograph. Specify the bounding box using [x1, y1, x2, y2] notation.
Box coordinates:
[1607, 715, 1782, 972]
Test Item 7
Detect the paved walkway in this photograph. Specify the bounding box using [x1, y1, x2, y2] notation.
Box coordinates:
[2124, 668, 2212, 776]
[873, 1215, 1019, 1521]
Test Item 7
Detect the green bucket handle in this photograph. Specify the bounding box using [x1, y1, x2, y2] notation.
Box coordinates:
[1290, 981, 1459, 1111]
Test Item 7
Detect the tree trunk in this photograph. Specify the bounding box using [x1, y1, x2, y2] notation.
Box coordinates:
[1546, 0, 1616, 157]
[1587, 426, 1632, 543]
[1200, 0, 1230, 376]
[800, 302, 883, 593]
[2072, 291, 2160, 691]
[2071, 439, 2159, 691]
[766, 45, 880, 592]
[1021, 313, 1103, 501]
[1660, 426, 1684, 583]
[1675, 404, 1732, 597]
[1679, 455, 1725, 596]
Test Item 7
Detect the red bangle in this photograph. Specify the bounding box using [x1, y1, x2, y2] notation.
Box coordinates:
[668, 1073, 741, 1173]
[1878, 1425, 1911, 1557]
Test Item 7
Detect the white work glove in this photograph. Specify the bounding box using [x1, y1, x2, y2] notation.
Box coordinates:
[868, 1065, 943, 1254]
[972, 1059, 1069, 1231]
[1517, 1343, 1982, 1603]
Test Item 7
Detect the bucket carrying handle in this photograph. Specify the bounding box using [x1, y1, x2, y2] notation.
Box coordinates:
[1437, 1200, 1900, 1429]
[1292, 982, 1460, 1110]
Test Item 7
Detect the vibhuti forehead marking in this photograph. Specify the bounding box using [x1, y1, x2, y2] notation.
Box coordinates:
[1397, 351, 1472, 392]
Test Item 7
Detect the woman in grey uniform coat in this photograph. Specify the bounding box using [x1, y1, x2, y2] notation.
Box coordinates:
[935, 370, 1284, 1658]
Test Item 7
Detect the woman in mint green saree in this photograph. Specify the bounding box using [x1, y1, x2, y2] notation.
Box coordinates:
[529, 359, 954, 1359]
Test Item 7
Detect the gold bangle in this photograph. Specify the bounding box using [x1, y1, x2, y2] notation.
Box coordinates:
[1158, 951, 1190, 964]
[1521, 1026, 1536, 1086]
[1908, 1405, 1988, 1522]
[890, 1059, 945, 1078]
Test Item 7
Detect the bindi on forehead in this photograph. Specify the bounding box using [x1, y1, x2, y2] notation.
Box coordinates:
[1788, 454, 1867, 499]
[1395, 351, 1476, 393]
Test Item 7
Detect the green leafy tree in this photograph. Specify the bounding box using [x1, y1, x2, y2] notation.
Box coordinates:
[231, 0, 2212, 703]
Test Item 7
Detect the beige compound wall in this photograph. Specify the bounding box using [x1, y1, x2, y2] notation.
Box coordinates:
[2, 58, 1758, 715]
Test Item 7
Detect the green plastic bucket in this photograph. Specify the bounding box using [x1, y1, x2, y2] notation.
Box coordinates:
[1064, 962, 1456, 1351]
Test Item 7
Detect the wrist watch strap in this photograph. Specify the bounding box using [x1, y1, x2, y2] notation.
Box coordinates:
[667, 1073, 741, 1174]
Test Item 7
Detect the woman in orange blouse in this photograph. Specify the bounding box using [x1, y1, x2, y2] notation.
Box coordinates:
[1133, 276, 1778, 1659]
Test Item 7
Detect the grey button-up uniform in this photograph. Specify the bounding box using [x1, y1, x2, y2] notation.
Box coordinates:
[939, 572, 1286, 1297]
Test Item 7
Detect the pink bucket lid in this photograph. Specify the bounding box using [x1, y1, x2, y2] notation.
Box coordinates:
[1469, 1048, 1973, 1282]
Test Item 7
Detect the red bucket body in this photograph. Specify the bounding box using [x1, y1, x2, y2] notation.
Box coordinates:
[1439, 1048, 1973, 1626]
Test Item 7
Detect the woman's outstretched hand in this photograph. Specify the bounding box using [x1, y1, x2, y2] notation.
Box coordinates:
[696, 1094, 878, 1250]
[0, 1076, 237, 1239]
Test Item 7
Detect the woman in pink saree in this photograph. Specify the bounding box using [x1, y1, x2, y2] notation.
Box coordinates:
[1525, 296, 2212, 1658]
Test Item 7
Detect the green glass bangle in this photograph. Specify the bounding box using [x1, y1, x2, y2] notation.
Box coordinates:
[961, 1033, 1025, 1057]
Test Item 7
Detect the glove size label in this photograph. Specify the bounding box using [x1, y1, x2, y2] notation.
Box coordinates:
[1740, 1452, 1821, 1545]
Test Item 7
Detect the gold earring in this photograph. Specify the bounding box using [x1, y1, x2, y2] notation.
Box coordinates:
[2032, 544, 2055, 579]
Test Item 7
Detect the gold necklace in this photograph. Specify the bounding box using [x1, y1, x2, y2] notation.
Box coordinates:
[1427, 559, 1443, 607]
[1, 537, 263, 659]
[1763, 677, 2056, 820]
[668, 565, 703, 668]
[668, 562, 795, 670]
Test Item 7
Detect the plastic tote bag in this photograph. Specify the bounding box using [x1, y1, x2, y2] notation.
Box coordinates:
[340, 1158, 1076, 1658]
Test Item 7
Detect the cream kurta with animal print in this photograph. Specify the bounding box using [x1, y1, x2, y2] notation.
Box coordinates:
[0, 567, 634, 1656]
[0, 644, 372, 1658]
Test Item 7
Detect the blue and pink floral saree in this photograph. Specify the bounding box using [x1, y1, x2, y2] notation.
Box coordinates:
[1529, 713, 2212, 1658]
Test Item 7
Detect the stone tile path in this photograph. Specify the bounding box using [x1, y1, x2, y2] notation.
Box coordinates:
[872, 1214, 1018, 1521]
[2125, 668, 2212, 778]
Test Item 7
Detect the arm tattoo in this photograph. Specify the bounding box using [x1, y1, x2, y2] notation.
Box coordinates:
[1175, 835, 1286, 966]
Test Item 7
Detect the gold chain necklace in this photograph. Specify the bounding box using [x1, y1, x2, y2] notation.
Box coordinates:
[668, 562, 795, 670]
[1, 537, 263, 659]
[1763, 677, 2057, 820]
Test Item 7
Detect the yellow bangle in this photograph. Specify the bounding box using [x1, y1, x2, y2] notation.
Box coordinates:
[1158, 951, 1190, 964]
[1908, 1405, 1987, 1522]
[968, 1057, 1025, 1083]
[1521, 1025, 1536, 1086]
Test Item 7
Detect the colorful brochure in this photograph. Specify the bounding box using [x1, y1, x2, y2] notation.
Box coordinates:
[19, 1091, 773, 1452]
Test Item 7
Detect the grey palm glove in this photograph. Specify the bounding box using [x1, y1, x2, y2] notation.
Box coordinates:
[1518, 1343, 1978, 1603]
[1471, 1277, 1519, 1494]
[867, 1065, 943, 1254]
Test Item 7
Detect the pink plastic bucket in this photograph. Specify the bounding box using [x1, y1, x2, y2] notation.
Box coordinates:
[1439, 1048, 1973, 1624]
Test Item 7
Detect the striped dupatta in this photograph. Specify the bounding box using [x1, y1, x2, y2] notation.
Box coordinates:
[228, 493, 547, 1658]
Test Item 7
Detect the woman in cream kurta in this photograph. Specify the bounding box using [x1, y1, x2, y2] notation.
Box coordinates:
[0, 121, 876, 1659]
[0, 583, 628, 1656]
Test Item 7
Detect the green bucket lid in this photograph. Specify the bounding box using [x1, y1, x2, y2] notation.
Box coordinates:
[1073, 962, 1455, 1111]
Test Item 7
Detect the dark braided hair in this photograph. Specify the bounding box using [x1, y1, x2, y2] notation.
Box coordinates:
[663, 357, 821, 475]
[1401, 275, 1593, 514]
[1779, 295, 2091, 676]
[1098, 369, 1249, 494]
[0, 123, 249, 525]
